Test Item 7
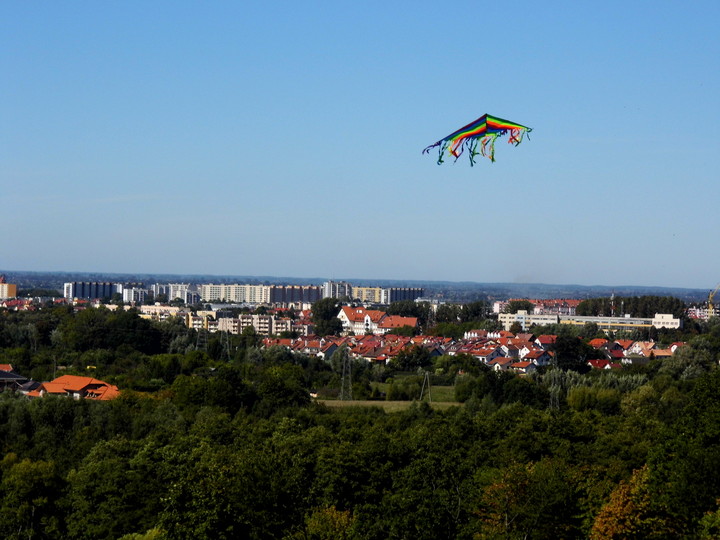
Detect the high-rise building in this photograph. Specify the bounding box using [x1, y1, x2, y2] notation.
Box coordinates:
[199, 284, 271, 304]
[0, 276, 17, 299]
[63, 282, 121, 300]
[322, 281, 353, 299]
[269, 285, 321, 304]
[382, 287, 425, 304]
[352, 286, 384, 303]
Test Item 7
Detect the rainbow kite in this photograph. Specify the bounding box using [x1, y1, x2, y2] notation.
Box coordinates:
[423, 114, 532, 165]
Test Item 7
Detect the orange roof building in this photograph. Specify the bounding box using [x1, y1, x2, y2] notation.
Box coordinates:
[39, 375, 120, 401]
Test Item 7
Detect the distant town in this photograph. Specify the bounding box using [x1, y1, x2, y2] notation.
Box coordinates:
[0, 272, 706, 401]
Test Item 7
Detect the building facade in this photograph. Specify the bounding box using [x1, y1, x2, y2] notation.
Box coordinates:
[498, 309, 682, 332]
[381, 287, 425, 304]
[322, 281, 353, 299]
[64, 282, 121, 300]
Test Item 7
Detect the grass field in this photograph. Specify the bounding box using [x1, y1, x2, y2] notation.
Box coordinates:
[316, 399, 460, 412]
[372, 381, 457, 402]
[316, 381, 461, 412]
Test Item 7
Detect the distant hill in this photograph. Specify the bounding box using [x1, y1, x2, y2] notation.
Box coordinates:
[1, 269, 711, 303]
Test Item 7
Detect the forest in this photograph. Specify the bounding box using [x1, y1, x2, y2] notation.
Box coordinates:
[2, 299, 720, 539]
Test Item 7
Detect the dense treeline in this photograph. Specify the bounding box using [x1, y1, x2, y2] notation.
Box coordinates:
[2, 303, 720, 538]
[3, 369, 720, 539]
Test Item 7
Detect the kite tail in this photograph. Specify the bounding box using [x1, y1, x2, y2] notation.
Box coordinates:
[481, 134, 498, 162]
[508, 126, 532, 146]
[468, 139, 480, 166]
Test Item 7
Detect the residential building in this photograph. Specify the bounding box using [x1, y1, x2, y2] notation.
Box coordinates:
[269, 285, 321, 304]
[64, 281, 121, 300]
[322, 280, 353, 299]
[0, 276, 17, 299]
[498, 310, 682, 332]
[381, 287, 425, 304]
[122, 287, 149, 304]
[498, 310, 559, 331]
[37, 375, 120, 400]
[199, 284, 271, 304]
[352, 286, 384, 303]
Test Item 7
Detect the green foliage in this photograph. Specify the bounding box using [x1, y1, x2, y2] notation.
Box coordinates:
[386, 300, 431, 327]
[504, 299, 535, 314]
[311, 298, 343, 336]
[577, 295, 686, 319]
[0, 454, 63, 539]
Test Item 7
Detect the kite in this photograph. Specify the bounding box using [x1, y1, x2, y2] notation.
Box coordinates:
[423, 114, 532, 165]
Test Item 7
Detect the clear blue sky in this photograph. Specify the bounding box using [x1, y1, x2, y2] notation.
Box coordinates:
[2, 1, 719, 288]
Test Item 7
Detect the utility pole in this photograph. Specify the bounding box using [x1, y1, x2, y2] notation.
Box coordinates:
[340, 348, 353, 401]
[419, 371, 432, 402]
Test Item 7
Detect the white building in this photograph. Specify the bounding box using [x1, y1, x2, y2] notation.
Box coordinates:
[199, 284, 271, 304]
[322, 281, 353, 299]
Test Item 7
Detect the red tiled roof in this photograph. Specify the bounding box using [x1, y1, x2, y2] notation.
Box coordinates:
[43, 375, 120, 400]
[379, 316, 418, 329]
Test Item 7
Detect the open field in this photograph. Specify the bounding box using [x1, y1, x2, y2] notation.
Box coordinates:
[316, 398, 460, 413]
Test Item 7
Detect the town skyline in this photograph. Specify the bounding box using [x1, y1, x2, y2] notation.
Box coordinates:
[1, 268, 713, 304]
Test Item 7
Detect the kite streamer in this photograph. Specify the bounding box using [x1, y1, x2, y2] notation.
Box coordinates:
[423, 114, 532, 165]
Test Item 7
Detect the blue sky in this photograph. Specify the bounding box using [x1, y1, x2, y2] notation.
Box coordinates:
[2, 1, 719, 288]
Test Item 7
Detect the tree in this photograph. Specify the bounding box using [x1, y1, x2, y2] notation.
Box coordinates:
[300, 506, 355, 540]
[504, 300, 535, 314]
[472, 459, 581, 538]
[459, 301, 489, 323]
[509, 321, 523, 335]
[386, 300, 431, 327]
[435, 304, 460, 324]
[0, 454, 63, 539]
[590, 465, 674, 539]
[392, 345, 432, 370]
[555, 335, 591, 371]
[311, 298, 343, 336]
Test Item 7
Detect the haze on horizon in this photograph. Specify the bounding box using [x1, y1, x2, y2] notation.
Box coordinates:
[3, 2, 719, 290]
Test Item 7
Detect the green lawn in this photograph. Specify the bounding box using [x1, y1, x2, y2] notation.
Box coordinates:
[316, 399, 460, 412]
[372, 381, 458, 402]
[315, 379, 460, 412]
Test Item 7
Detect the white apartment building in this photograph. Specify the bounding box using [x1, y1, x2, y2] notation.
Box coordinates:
[200, 284, 271, 304]
[122, 287, 148, 304]
[322, 281, 353, 299]
[498, 310, 682, 332]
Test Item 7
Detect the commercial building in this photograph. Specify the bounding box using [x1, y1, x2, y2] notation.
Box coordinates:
[498, 309, 682, 332]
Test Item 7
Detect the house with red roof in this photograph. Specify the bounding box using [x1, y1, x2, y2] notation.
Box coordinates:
[535, 335, 557, 350]
[0, 365, 29, 391]
[522, 349, 553, 367]
[510, 361, 537, 374]
[38, 375, 120, 401]
[670, 342, 687, 353]
[376, 315, 418, 335]
[588, 338, 609, 349]
[488, 357, 514, 372]
[469, 345, 504, 364]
